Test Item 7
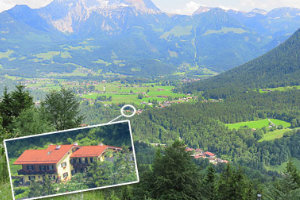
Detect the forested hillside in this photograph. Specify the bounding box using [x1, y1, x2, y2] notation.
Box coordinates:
[180, 28, 300, 98]
[132, 90, 300, 170]
[1, 86, 300, 199]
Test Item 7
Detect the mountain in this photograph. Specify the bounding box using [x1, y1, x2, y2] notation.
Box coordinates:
[0, 1, 299, 78]
[181, 28, 300, 98]
[37, 0, 162, 33]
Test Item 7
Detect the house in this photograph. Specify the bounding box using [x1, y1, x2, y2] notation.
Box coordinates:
[14, 145, 75, 183]
[185, 147, 194, 152]
[204, 151, 215, 158]
[195, 148, 203, 153]
[14, 144, 122, 184]
[70, 144, 122, 174]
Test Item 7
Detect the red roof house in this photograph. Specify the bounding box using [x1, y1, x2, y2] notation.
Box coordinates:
[204, 152, 215, 157]
[70, 145, 121, 158]
[185, 148, 194, 152]
[14, 145, 75, 165]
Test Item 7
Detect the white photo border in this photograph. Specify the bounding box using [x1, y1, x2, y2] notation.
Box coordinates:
[3, 120, 140, 200]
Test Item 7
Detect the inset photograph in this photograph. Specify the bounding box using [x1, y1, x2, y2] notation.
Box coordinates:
[4, 120, 138, 200]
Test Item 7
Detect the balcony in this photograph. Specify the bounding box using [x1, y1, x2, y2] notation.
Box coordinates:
[72, 163, 90, 168]
[18, 169, 57, 175]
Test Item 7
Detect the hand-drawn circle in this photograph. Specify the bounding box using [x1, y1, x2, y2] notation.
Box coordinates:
[120, 104, 136, 118]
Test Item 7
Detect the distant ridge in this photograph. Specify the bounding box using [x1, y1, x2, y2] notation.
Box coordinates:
[181, 28, 300, 98]
[0, 1, 299, 77]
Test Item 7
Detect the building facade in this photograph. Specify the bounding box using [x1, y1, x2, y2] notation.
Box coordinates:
[14, 144, 122, 184]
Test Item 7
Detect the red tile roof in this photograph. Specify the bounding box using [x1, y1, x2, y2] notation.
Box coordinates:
[70, 145, 122, 158]
[185, 148, 194, 152]
[204, 152, 215, 156]
[14, 145, 74, 165]
[70, 145, 108, 158]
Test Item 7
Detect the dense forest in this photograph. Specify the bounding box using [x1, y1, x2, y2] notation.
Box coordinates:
[132, 90, 300, 171]
[179, 28, 300, 98]
[1, 85, 300, 199]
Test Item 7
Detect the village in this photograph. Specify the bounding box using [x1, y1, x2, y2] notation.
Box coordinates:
[185, 147, 229, 165]
[150, 143, 229, 165]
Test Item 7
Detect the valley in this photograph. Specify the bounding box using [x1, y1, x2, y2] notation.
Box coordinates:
[0, 0, 300, 199]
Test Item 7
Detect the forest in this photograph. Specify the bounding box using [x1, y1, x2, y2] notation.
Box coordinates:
[0, 85, 300, 199]
[178, 28, 300, 99]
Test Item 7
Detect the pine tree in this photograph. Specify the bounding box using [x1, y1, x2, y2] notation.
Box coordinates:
[217, 164, 234, 200]
[0, 85, 33, 130]
[41, 88, 84, 130]
[0, 87, 13, 129]
[139, 140, 202, 200]
[202, 164, 217, 200]
[10, 85, 33, 118]
[286, 160, 300, 187]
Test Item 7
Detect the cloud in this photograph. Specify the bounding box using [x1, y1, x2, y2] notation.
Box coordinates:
[171, 1, 201, 15]
[0, 1, 16, 12]
[0, 0, 53, 13]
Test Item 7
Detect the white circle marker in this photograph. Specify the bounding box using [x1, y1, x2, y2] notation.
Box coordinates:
[120, 105, 136, 118]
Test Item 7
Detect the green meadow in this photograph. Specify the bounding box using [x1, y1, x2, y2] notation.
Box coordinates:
[259, 85, 300, 93]
[264, 158, 300, 173]
[82, 83, 187, 105]
[23, 79, 188, 106]
[226, 119, 291, 130]
[258, 128, 291, 142]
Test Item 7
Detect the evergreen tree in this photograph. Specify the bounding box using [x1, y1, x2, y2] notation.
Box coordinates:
[202, 165, 217, 200]
[0, 85, 33, 130]
[10, 85, 33, 118]
[217, 164, 235, 200]
[139, 140, 203, 200]
[286, 160, 300, 187]
[12, 107, 55, 137]
[0, 87, 13, 129]
[41, 88, 84, 130]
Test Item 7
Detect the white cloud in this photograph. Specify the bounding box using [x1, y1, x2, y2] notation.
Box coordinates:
[153, 0, 300, 14]
[171, 1, 201, 15]
[0, 0, 53, 13]
[0, 1, 15, 12]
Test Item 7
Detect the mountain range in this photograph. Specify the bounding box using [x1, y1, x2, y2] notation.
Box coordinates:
[0, 0, 300, 77]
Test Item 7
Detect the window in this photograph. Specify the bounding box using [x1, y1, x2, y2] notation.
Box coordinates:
[79, 158, 82, 164]
[61, 162, 67, 168]
[85, 158, 88, 164]
[73, 159, 76, 164]
[39, 165, 46, 171]
[28, 176, 35, 180]
[90, 158, 94, 163]
[27, 165, 34, 170]
[63, 172, 68, 178]
[48, 165, 54, 170]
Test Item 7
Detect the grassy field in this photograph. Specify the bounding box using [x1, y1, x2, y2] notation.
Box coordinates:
[226, 119, 291, 130]
[81, 83, 187, 105]
[23, 79, 189, 106]
[260, 85, 300, 93]
[264, 158, 300, 173]
[258, 128, 291, 142]
[0, 182, 12, 200]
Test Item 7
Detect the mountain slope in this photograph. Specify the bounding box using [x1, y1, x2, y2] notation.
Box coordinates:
[0, 1, 299, 77]
[181, 28, 300, 98]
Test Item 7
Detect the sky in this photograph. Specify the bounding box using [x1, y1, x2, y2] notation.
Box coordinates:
[0, 0, 300, 14]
